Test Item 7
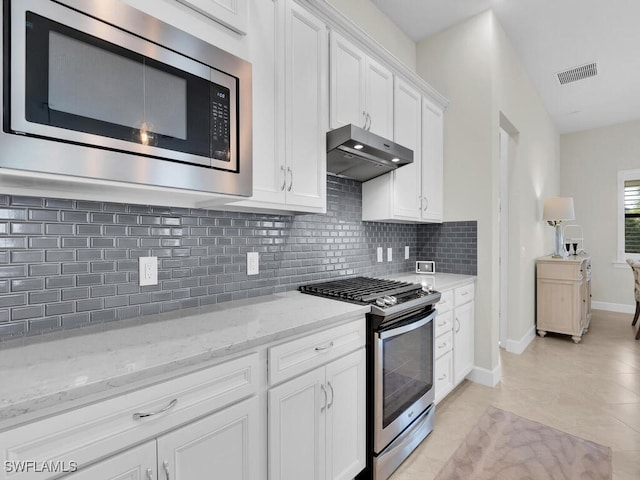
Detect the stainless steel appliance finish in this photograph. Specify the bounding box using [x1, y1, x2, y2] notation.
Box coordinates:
[326, 124, 413, 181]
[1, 0, 252, 197]
[299, 277, 440, 480]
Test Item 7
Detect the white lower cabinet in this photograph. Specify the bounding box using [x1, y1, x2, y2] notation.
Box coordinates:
[268, 322, 366, 480]
[66, 397, 259, 480]
[434, 282, 475, 403]
[64, 441, 156, 480]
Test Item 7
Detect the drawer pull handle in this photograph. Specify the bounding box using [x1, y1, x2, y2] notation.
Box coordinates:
[455, 318, 461, 333]
[440, 300, 447, 304]
[461, 291, 469, 296]
[437, 321, 446, 327]
[162, 460, 170, 480]
[438, 374, 446, 381]
[315, 341, 334, 352]
[133, 398, 178, 420]
[438, 343, 447, 349]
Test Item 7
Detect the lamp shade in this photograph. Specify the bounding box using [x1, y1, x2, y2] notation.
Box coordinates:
[543, 197, 575, 221]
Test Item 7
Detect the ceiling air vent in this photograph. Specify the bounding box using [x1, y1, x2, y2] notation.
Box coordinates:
[556, 62, 598, 85]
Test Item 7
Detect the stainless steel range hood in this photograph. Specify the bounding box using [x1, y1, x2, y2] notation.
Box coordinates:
[326, 124, 413, 182]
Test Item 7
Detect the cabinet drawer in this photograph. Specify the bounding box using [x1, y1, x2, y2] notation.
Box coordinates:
[437, 289, 454, 313]
[269, 318, 365, 386]
[434, 310, 452, 337]
[434, 350, 453, 403]
[0, 353, 259, 480]
[454, 283, 475, 306]
[434, 330, 453, 358]
[537, 262, 582, 281]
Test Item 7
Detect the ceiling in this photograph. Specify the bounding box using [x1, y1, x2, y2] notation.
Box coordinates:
[370, 0, 640, 134]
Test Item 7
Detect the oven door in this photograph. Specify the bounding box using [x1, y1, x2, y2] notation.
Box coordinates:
[374, 308, 435, 453]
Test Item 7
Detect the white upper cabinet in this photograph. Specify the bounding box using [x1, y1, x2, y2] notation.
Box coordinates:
[176, 0, 249, 35]
[229, 0, 327, 214]
[421, 96, 444, 222]
[362, 80, 444, 223]
[329, 31, 393, 138]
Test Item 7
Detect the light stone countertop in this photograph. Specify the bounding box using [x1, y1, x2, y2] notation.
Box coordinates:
[0, 291, 369, 430]
[0, 271, 475, 431]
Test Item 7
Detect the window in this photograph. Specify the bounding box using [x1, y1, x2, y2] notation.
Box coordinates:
[618, 169, 640, 260]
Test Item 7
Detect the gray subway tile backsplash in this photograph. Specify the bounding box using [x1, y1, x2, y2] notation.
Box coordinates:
[0, 176, 477, 340]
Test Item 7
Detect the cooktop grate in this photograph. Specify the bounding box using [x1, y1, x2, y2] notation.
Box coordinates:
[299, 276, 420, 303]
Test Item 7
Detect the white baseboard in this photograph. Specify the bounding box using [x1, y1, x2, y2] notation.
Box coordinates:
[467, 362, 502, 387]
[505, 326, 536, 355]
[591, 301, 634, 314]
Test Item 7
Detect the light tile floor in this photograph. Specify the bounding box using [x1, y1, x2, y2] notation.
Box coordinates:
[390, 310, 640, 480]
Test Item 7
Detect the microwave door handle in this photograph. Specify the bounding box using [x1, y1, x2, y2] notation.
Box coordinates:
[378, 310, 436, 340]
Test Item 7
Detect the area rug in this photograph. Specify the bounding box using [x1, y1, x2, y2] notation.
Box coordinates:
[435, 406, 612, 480]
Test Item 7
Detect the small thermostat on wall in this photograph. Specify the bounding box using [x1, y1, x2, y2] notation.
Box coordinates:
[416, 261, 435, 274]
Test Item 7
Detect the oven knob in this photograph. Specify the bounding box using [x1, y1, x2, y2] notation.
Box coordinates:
[383, 296, 397, 306]
[375, 298, 386, 307]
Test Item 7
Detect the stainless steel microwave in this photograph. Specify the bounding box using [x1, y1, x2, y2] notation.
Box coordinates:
[1, 0, 252, 197]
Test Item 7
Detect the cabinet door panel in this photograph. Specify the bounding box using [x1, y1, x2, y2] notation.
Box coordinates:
[157, 397, 260, 480]
[392, 78, 421, 220]
[453, 302, 474, 384]
[269, 368, 326, 480]
[421, 97, 443, 222]
[65, 441, 156, 480]
[329, 31, 366, 129]
[284, 1, 327, 209]
[365, 58, 393, 138]
[325, 349, 366, 480]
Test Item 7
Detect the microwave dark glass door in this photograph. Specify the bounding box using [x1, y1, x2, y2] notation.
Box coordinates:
[381, 315, 434, 428]
[22, 11, 235, 170]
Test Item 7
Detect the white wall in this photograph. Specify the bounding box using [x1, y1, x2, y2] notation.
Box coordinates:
[416, 11, 560, 375]
[561, 120, 640, 311]
[326, 0, 416, 71]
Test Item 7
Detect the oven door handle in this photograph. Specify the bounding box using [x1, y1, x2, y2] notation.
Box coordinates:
[378, 310, 436, 340]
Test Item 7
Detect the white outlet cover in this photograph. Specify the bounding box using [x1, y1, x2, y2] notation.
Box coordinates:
[405, 246, 410, 259]
[387, 247, 393, 262]
[139, 256, 158, 286]
[247, 252, 259, 275]
[376, 247, 383, 262]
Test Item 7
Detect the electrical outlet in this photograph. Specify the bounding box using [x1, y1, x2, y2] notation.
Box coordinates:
[139, 256, 158, 286]
[377, 247, 383, 262]
[405, 246, 410, 260]
[387, 247, 393, 262]
[247, 252, 259, 275]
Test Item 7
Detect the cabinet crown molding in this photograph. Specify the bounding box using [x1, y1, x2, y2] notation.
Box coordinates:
[297, 0, 448, 109]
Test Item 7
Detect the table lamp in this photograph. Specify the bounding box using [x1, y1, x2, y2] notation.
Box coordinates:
[543, 197, 575, 258]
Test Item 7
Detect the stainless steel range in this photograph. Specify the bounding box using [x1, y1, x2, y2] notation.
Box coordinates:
[299, 277, 441, 480]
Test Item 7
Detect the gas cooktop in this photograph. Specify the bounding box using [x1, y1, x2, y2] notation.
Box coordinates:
[298, 276, 440, 317]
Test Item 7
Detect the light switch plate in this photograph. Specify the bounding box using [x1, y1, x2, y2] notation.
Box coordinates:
[387, 247, 392, 262]
[405, 246, 410, 260]
[139, 256, 158, 286]
[416, 260, 435, 274]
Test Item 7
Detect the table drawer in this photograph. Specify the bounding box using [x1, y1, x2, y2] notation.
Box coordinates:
[0, 353, 259, 480]
[268, 318, 365, 386]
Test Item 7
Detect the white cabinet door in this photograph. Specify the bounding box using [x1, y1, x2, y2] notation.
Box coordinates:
[391, 78, 422, 221]
[421, 97, 444, 222]
[157, 397, 260, 480]
[453, 301, 474, 384]
[269, 368, 326, 480]
[64, 442, 156, 480]
[329, 31, 366, 130]
[364, 57, 393, 138]
[284, 0, 327, 210]
[325, 350, 366, 480]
